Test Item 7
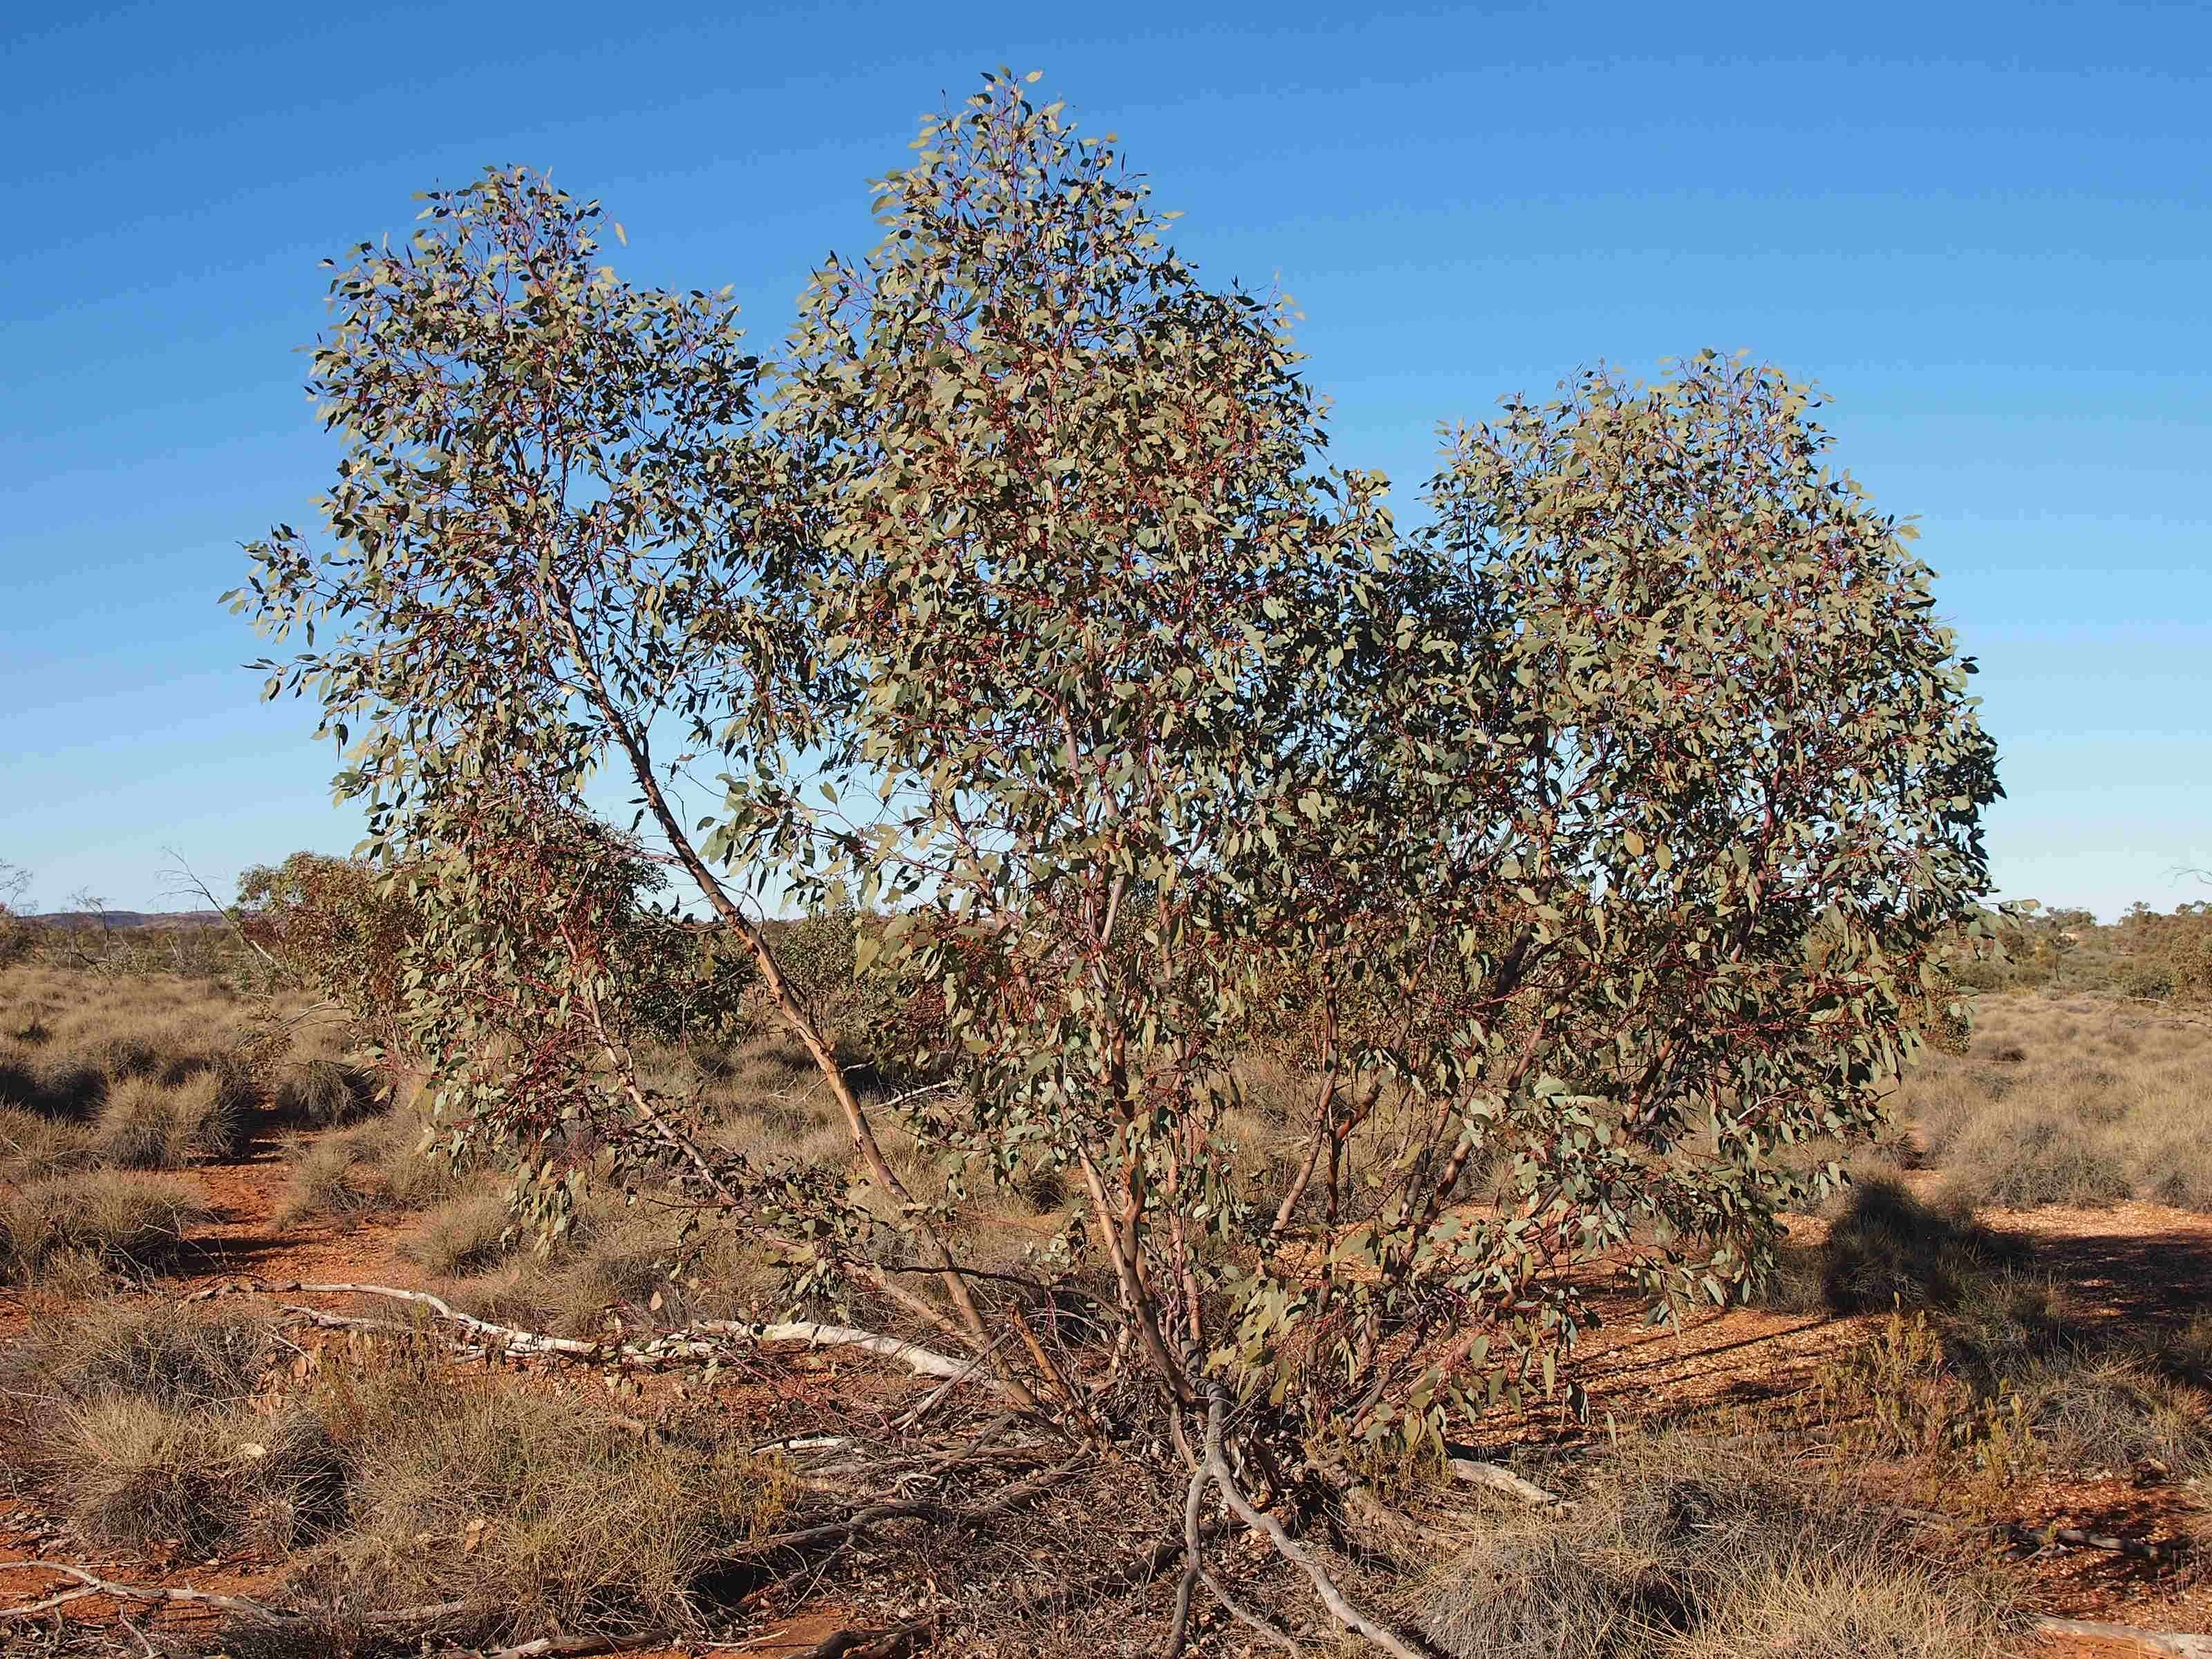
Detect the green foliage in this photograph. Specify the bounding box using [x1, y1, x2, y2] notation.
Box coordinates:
[2117, 900, 2212, 1002]
[1223, 351, 2003, 1443]
[228, 167, 824, 1262]
[235, 73, 2001, 1465]
[237, 852, 422, 1054]
[772, 70, 1391, 1391]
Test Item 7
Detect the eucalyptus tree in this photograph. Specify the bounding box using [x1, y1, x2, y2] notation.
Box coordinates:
[228, 169, 1018, 1371]
[1230, 355, 2003, 1454]
[769, 71, 1394, 1408]
[234, 89, 2000, 1659]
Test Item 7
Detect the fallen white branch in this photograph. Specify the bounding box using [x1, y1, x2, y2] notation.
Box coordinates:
[271, 1280, 997, 1388]
[1447, 1456, 1571, 1510]
[2032, 1618, 2212, 1658]
[698, 1318, 997, 1387]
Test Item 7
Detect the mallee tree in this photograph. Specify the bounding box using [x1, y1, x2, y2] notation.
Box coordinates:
[235, 71, 1999, 1655]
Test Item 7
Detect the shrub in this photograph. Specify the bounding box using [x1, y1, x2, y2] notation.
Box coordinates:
[2014, 1355, 2212, 1480]
[272, 1056, 380, 1128]
[1783, 1178, 2025, 1314]
[0, 1172, 211, 1282]
[1817, 1274, 2212, 1483]
[235, 852, 424, 1059]
[446, 1208, 679, 1339]
[1416, 1433, 2021, 1659]
[0, 1103, 99, 1181]
[310, 1357, 789, 1640]
[0, 1035, 34, 1101]
[1942, 1111, 2133, 1209]
[77, 1027, 202, 1085]
[237, 77, 1998, 1486]
[1937, 1271, 2076, 1394]
[277, 1134, 384, 1226]
[12, 1301, 274, 1407]
[277, 1111, 470, 1226]
[400, 1192, 514, 1277]
[56, 1395, 341, 1553]
[8, 1301, 339, 1555]
[1898, 996, 2212, 1212]
[3, 1047, 105, 1117]
[97, 1069, 247, 1168]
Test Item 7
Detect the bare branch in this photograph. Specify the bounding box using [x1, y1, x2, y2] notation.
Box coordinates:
[270, 1280, 997, 1387]
[1201, 1395, 1427, 1659]
[1446, 1456, 1571, 1510]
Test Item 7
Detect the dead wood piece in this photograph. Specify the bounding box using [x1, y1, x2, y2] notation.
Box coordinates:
[2032, 1616, 2212, 1658]
[735, 1452, 1084, 1557]
[432, 1634, 669, 1659]
[737, 1497, 949, 1555]
[0, 1562, 469, 1629]
[2004, 1521, 2191, 1562]
[805, 1618, 933, 1658]
[0, 1562, 292, 1622]
[1202, 1400, 1425, 1659]
[278, 1281, 991, 1388]
[1447, 1456, 1571, 1509]
[700, 1319, 1002, 1389]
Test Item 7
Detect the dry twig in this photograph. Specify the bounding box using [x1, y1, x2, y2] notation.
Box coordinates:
[1199, 1395, 1425, 1659]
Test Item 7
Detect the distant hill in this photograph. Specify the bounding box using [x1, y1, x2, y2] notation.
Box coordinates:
[30, 910, 225, 932]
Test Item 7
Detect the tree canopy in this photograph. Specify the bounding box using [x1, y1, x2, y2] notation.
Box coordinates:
[234, 69, 2000, 1654]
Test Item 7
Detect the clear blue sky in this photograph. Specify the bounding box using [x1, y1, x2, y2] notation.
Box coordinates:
[3, 1, 2205, 918]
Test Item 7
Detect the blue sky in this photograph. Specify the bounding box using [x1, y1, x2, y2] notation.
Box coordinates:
[2, 0, 2205, 917]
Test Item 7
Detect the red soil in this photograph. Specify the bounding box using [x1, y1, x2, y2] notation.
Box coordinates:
[6, 1123, 2211, 1655]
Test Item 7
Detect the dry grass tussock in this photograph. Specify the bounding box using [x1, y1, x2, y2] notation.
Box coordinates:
[0, 962, 377, 1183]
[4, 1302, 789, 1640]
[1761, 1175, 2027, 1315]
[422, 1188, 778, 1336]
[275, 1104, 471, 1226]
[0, 1170, 211, 1285]
[3, 1301, 344, 1553]
[305, 1343, 790, 1640]
[1897, 991, 2212, 1210]
[1414, 1432, 2025, 1659]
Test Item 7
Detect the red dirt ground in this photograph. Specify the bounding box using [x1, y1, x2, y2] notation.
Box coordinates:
[6, 1124, 2211, 1656]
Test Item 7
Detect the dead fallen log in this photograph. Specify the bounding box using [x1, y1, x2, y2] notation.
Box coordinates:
[2004, 1521, 2191, 1563]
[0, 1562, 467, 1629]
[264, 1280, 995, 1388]
[1447, 1456, 1571, 1510]
[2032, 1616, 2212, 1658]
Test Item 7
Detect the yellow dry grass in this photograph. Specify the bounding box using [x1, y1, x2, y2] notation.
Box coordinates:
[1893, 992, 2212, 1210]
